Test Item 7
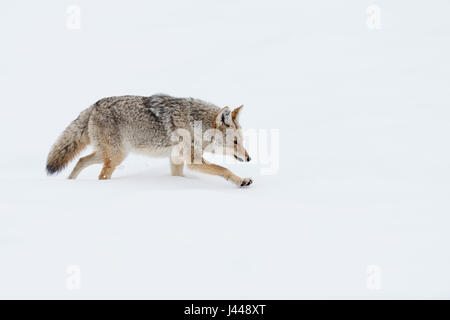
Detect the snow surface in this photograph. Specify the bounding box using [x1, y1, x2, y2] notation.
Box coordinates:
[1, 0, 450, 299]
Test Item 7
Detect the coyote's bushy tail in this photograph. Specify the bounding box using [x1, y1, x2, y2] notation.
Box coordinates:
[46, 107, 93, 175]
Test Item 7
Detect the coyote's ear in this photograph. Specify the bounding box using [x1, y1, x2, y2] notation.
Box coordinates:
[232, 105, 244, 121]
[215, 107, 232, 127]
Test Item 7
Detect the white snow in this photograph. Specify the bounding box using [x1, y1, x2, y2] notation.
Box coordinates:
[1, 0, 450, 299]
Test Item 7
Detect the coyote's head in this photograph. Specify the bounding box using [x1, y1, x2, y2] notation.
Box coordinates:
[213, 105, 251, 162]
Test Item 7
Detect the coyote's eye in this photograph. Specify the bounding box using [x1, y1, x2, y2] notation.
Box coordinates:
[234, 138, 238, 145]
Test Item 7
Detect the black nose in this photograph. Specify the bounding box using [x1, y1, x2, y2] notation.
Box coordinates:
[246, 156, 251, 162]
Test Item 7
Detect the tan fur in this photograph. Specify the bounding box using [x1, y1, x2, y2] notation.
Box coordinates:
[68, 152, 102, 179]
[46, 106, 92, 175]
[232, 105, 244, 120]
[170, 158, 184, 176]
[98, 149, 126, 180]
[49, 141, 87, 174]
[46, 95, 253, 187]
[187, 158, 252, 187]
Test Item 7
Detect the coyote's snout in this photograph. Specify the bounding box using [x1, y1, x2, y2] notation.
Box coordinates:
[46, 94, 253, 187]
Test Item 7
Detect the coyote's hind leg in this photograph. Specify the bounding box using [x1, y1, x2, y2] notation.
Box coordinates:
[68, 152, 102, 179]
[98, 149, 126, 180]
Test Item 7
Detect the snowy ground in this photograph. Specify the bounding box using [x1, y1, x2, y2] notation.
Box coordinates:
[1, 0, 450, 299]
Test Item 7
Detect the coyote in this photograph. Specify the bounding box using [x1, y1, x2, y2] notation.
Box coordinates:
[46, 94, 253, 187]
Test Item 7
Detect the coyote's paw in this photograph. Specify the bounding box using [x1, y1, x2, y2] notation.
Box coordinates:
[239, 178, 253, 187]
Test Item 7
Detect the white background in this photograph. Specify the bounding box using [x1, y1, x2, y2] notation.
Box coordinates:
[1, 0, 450, 299]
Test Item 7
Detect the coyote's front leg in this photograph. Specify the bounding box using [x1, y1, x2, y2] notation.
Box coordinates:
[170, 157, 184, 176]
[187, 158, 253, 187]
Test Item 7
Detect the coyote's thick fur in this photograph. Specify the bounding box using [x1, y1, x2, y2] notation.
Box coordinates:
[46, 94, 252, 187]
